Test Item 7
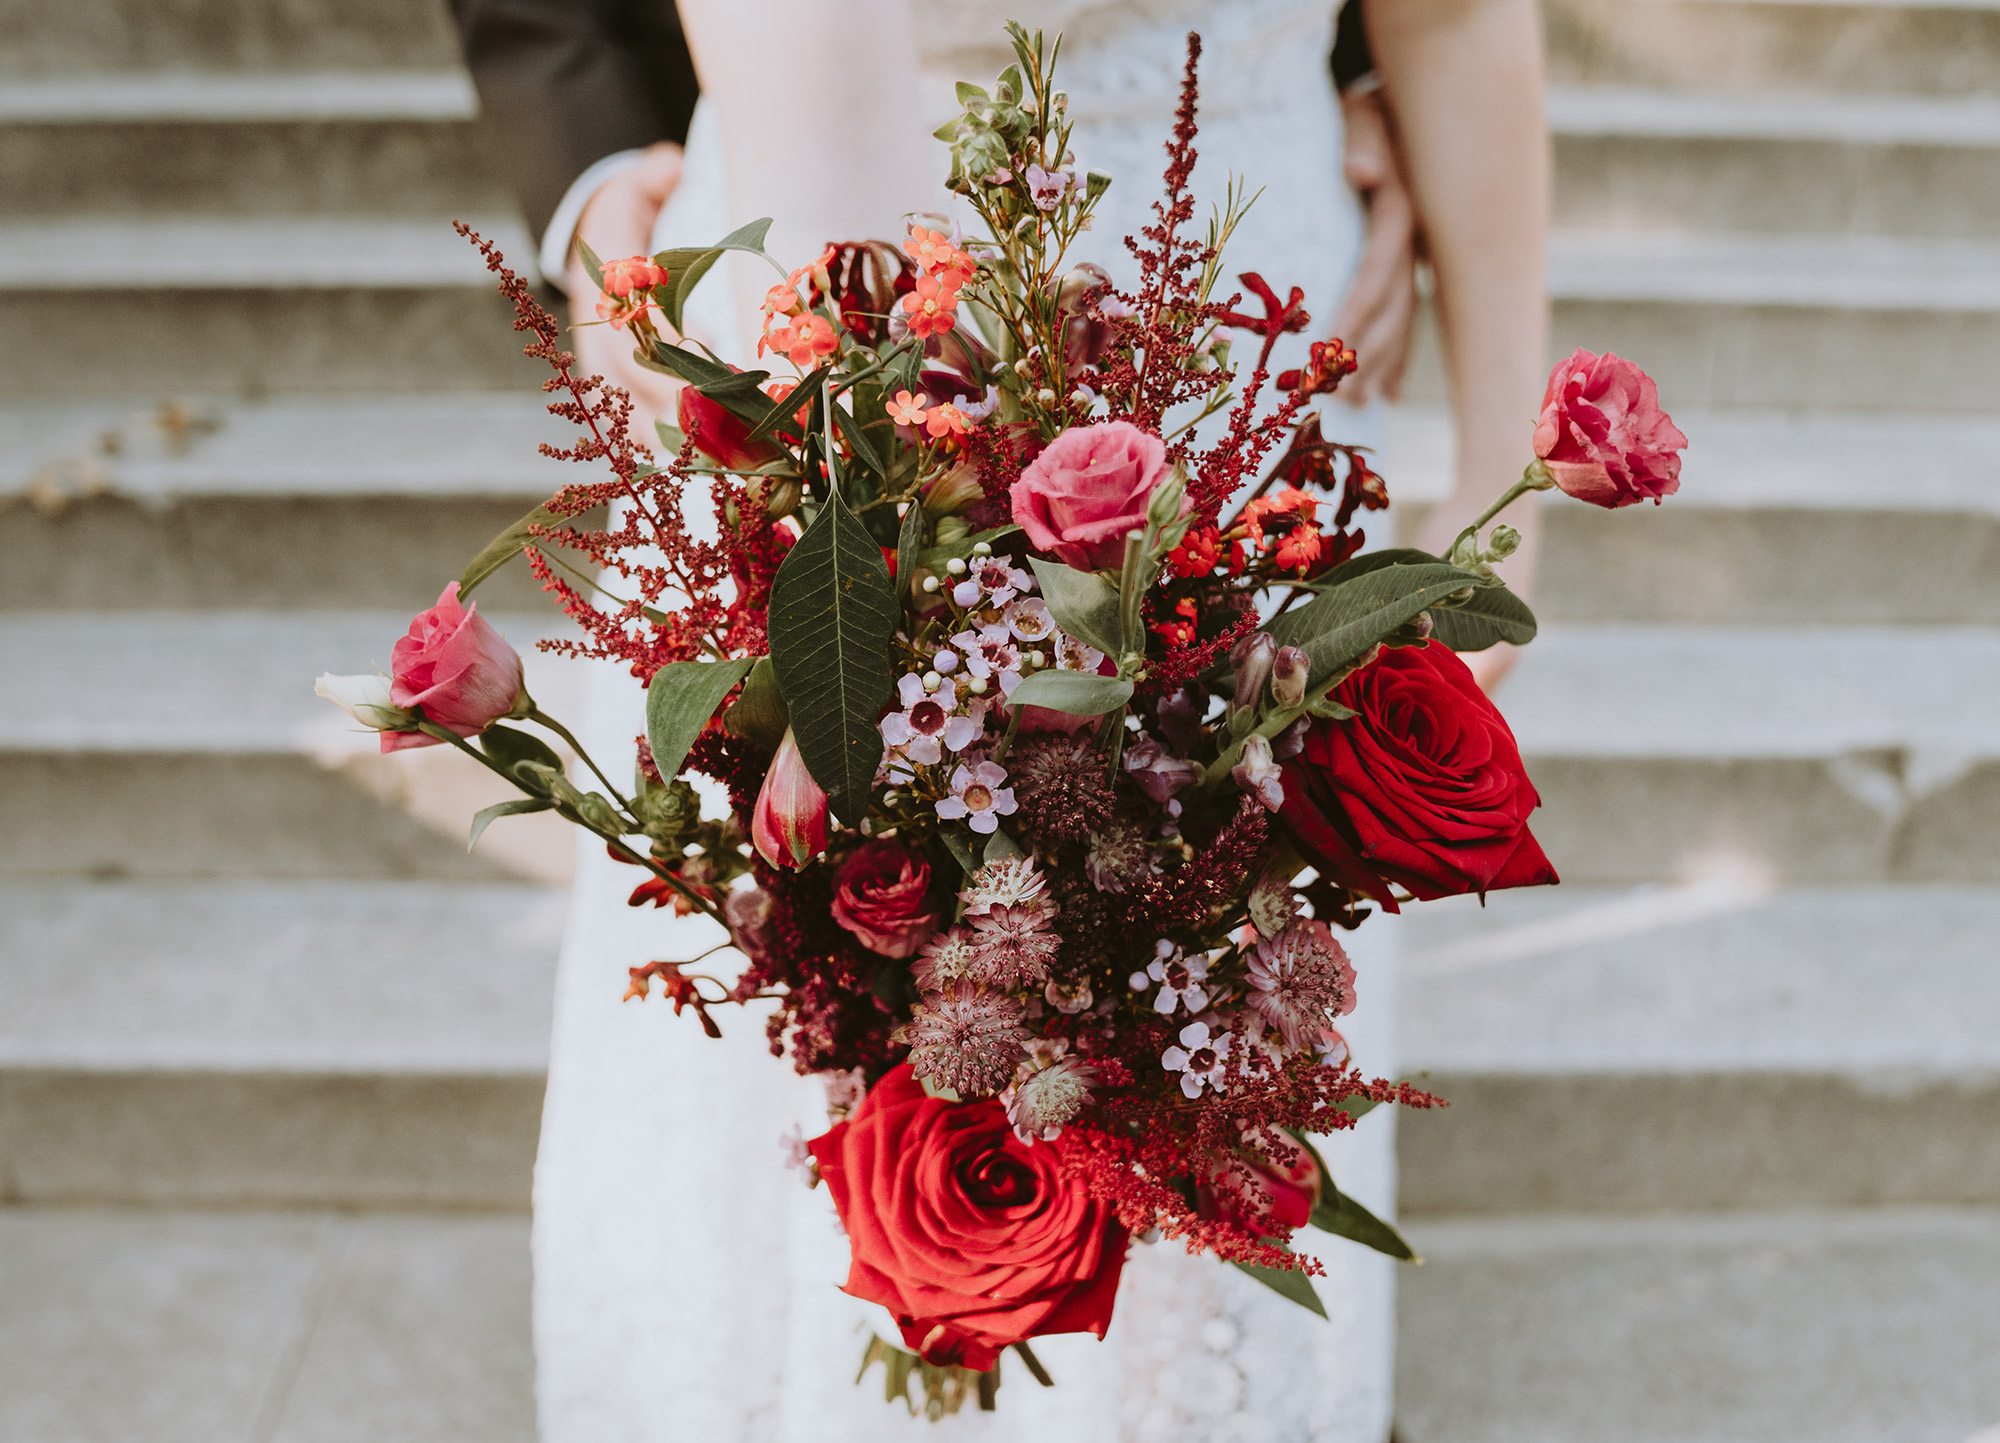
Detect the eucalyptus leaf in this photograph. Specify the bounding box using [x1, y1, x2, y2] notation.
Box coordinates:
[722, 656, 789, 753]
[767, 489, 899, 824]
[458, 500, 560, 598]
[1230, 1251, 1328, 1319]
[480, 724, 565, 790]
[1026, 558, 1124, 658]
[1265, 562, 1485, 690]
[1005, 669, 1133, 717]
[645, 657, 756, 783]
[1429, 582, 1538, 652]
[468, 796, 553, 851]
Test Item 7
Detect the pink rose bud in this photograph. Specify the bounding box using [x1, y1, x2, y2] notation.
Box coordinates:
[383, 582, 526, 751]
[678, 384, 784, 472]
[752, 727, 830, 869]
[1532, 349, 1688, 508]
[1270, 646, 1308, 709]
[1010, 420, 1176, 572]
[1231, 632, 1277, 714]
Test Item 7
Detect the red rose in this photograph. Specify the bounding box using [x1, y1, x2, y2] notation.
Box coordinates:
[1277, 642, 1557, 911]
[1532, 348, 1687, 508]
[807, 1064, 1128, 1370]
[830, 840, 940, 958]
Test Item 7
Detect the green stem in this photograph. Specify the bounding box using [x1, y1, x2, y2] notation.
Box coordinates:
[526, 709, 635, 816]
[1449, 462, 1556, 560]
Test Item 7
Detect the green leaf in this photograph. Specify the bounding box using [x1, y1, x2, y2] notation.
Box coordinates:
[1026, 558, 1124, 658]
[1230, 1249, 1328, 1319]
[479, 724, 565, 791]
[1004, 669, 1133, 717]
[722, 655, 789, 753]
[574, 239, 607, 294]
[1429, 582, 1538, 652]
[651, 218, 775, 334]
[767, 489, 899, 824]
[1287, 1130, 1421, 1262]
[741, 361, 833, 445]
[894, 499, 925, 608]
[645, 657, 756, 782]
[458, 500, 560, 598]
[468, 796, 553, 851]
[938, 823, 982, 879]
[1265, 562, 1485, 691]
[983, 826, 1025, 864]
[831, 397, 887, 482]
[641, 341, 772, 423]
[918, 524, 1022, 574]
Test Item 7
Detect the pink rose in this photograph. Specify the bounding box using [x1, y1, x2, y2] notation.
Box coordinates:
[381, 581, 525, 751]
[1010, 421, 1172, 571]
[752, 727, 829, 868]
[1532, 349, 1687, 508]
[830, 840, 940, 957]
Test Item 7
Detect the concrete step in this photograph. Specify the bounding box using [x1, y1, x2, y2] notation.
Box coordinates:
[0, 880, 559, 1207]
[1500, 625, 2000, 886]
[0, 611, 583, 882]
[1545, 0, 2000, 97]
[1396, 1207, 2000, 1443]
[1396, 883, 2000, 1214]
[1385, 407, 2000, 626]
[0, 396, 574, 612]
[1553, 88, 2000, 238]
[0, 216, 545, 397]
[0, 1207, 533, 1443]
[0, 2, 463, 78]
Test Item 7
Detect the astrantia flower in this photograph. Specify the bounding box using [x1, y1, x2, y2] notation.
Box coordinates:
[1144, 945, 1211, 1016]
[967, 903, 1061, 988]
[1004, 732, 1114, 845]
[961, 854, 1048, 915]
[1245, 918, 1358, 1052]
[1161, 1020, 1231, 1099]
[912, 926, 979, 990]
[936, 760, 1018, 834]
[1004, 1045, 1099, 1142]
[879, 672, 984, 765]
[903, 981, 1031, 1097]
[1084, 817, 1155, 893]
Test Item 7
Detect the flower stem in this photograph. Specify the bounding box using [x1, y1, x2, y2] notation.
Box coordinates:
[1448, 461, 1556, 561]
[527, 708, 635, 815]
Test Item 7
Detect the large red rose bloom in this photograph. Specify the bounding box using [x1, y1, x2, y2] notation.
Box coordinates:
[1277, 641, 1557, 910]
[807, 1063, 1128, 1370]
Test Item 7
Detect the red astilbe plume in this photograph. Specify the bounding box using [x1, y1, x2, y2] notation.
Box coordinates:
[453, 223, 755, 681]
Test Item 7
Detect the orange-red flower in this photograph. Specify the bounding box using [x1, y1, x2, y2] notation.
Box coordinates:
[1167, 525, 1222, 579]
[904, 225, 976, 284]
[886, 389, 931, 427]
[1150, 597, 1199, 648]
[1273, 523, 1324, 574]
[762, 282, 804, 318]
[902, 274, 962, 340]
[763, 312, 839, 369]
[598, 255, 668, 297]
[923, 401, 970, 442]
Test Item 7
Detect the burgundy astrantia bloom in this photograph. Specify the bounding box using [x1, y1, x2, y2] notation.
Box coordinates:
[902, 981, 1032, 1097]
[1278, 642, 1557, 911]
[1532, 348, 1688, 508]
[808, 1064, 1128, 1370]
[1244, 918, 1357, 1052]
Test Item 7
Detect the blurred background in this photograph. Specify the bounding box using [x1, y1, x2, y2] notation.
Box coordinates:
[2, 0, 1998, 1438]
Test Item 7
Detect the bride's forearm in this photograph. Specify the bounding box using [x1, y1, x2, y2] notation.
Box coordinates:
[1366, 0, 1550, 599]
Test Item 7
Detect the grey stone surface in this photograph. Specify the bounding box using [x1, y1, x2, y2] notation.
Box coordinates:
[0, 1209, 533, 1443]
[0, 70, 479, 121]
[1397, 1208, 2000, 1443]
[0, 0, 464, 75]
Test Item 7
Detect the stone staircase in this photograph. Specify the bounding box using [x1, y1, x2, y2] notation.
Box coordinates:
[2, 0, 1998, 1439]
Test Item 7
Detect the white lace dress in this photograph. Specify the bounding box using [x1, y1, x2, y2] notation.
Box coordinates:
[532, 4, 1400, 1439]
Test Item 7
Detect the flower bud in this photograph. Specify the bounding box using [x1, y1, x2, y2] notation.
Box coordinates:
[747, 474, 802, 521]
[1485, 524, 1522, 561]
[1270, 646, 1308, 709]
[1146, 462, 1188, 530]
[315, 673, 416, 733]
[1230, 632, 1277, 714]
[751, 727, 829, 869]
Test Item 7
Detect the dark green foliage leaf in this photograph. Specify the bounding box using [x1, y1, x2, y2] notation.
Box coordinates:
[983, 826, 1025, 864]
[650, 218, 775, 334]
[1004, 669, 1133, 717]
[722, 656, 789, 753]
[468, 797, 553, 851]
[938, 823, 983, 880]
[1230, 1249, 1328, 1319]
[832, 397, 887, 482]
[458, 500, 560, 598]
[743, 360, 835, 445]
[1264, 562, 1485, 691]
[645, 657, 756, 783]
[480, 724, 564, 790]
[1027, 558, 1124, 658]
[1429, 582, 1538, 652]
[574, 239, 607, 294]
[894, 500, 925, 608]
[1310, 1186, 1420, 1262]
[767, 490, 899, 824]
[642, 341, 771, 423]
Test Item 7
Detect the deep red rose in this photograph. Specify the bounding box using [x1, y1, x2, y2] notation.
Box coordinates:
[1277, 642, 1557, 911]
[1532, 348, 1687, 508]
[830, 840, 939, 958]
[807, 1063, 1128, 1370]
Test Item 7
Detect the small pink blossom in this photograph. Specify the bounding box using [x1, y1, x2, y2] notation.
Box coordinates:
[950, 625, 1023, 688]
[1161, 1020, 1231, 1099]
[936, 760, 1018, 834]
[1003, 597, 1055, 643]
[1142, 943, 1210, 1016]
[878, 673, 984, 765]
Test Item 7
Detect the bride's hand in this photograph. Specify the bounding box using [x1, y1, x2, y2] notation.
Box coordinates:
[1329, 87, 1419, 408]
[563, 141, 687, 448]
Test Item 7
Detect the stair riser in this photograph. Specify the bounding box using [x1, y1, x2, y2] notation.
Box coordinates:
[1400, 1070, 2000, 1214]
[1557, 135, 2000, 240]
[0, 494, 565, 613]
[1, 120, 506, 217]
[0, 289, 545, 397]
[0, 0, 460, 76]
[1546, 0, 2000, 96]
[0, 754, 539, 883]
[0, 1070, 539, 1209]
[1405, 301, 2000, 414]
[1525, 755, 2000, 887]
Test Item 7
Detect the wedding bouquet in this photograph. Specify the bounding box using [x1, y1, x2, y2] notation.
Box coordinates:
[317, 24, 1684, 1418]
